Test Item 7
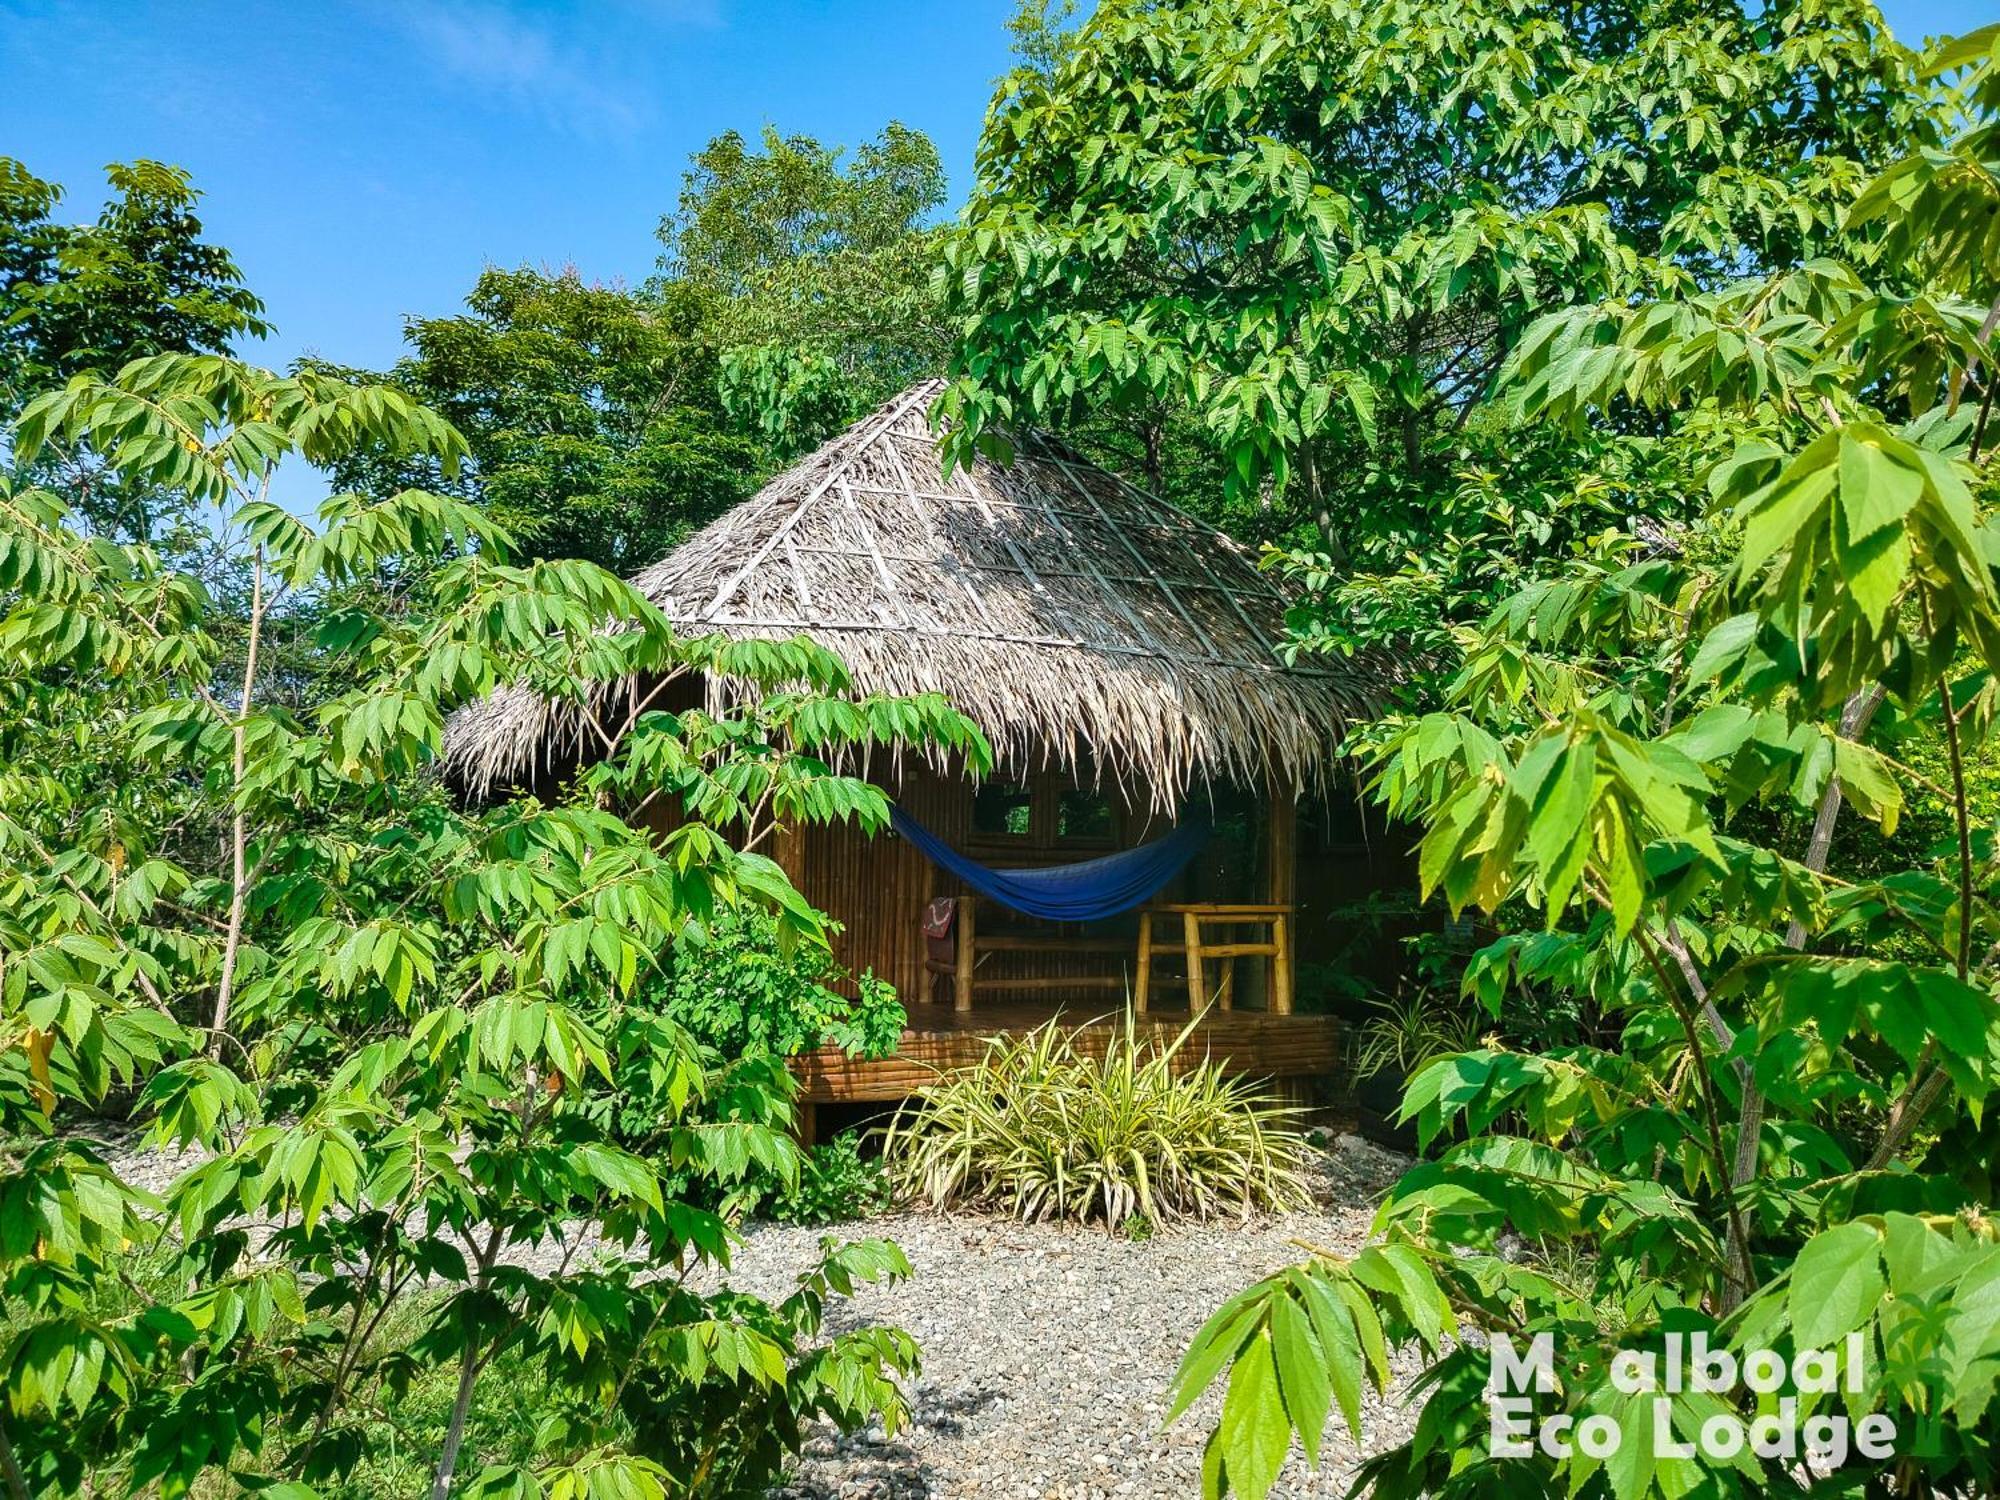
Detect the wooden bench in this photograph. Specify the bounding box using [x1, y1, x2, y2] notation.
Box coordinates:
[924, 894, 1134, 1009]
[925, 895, 1294, 1014]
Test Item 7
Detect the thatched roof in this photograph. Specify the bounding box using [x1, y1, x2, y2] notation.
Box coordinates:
[447, 380, 1377, 810]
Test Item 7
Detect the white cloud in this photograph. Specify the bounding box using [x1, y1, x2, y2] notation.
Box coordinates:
[396, 3, 655, 137]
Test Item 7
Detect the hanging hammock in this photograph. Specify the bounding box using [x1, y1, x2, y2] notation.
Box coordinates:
[889, 806, 1210, 923]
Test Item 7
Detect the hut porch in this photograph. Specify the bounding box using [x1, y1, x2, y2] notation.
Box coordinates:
[774, 756, 1345, 1118]
[934, 899, 1296, 1012]
[789, 1000, 1341, 1118]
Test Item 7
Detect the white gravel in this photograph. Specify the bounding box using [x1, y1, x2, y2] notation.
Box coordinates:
[95, 1128, 1423, 1497]
[732, 1134, 1423, 1500]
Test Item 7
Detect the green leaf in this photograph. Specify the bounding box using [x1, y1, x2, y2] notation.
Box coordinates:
[1269, 1293, 1331, 1468]
[1220, 1332, 1293, 1500]
[1686, 614, 1758, 685]
[1294, 1272, 1366, 1438]
[1834, 510, 1912, 628]
[1837, 429, 1923, 541]
[1789, 1221, 1884, 1347]
[1830, 737, 1903, 834]
[1736, 438, 1837, 578]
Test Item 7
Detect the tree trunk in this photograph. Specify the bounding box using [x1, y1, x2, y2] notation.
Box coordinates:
[1722, 685, 1882, 1309]
[430, 1228, 504, 1500]
[430, 1343, 481, 1500]
[0, 1412, 30, 1500]
[210, 541, 265, 1049]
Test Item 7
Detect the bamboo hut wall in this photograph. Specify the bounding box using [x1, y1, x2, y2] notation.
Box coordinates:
[793, 767, 952, 1005]
[637, 757, 1403, 1014]
[1290, 781, 1419, 992]
[799, 762, 1315, 1009]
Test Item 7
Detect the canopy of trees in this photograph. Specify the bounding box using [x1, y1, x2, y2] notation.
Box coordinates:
[1, 158, 268, 543]
[941, 0, 1940, 548]
[6, 5, 2000, 1497]
[324, 124, 950, 576]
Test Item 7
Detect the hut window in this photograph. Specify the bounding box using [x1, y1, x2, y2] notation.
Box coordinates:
[973, 781, 1034, 837]
[1056, 788, 1114, 842]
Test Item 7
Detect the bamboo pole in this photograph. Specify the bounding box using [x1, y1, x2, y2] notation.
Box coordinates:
[1136, 910, 1153, 1013]
[1272, 914, 1293, 1016]
[1265, 769, 1297, 1012]
[955, 895, 977, 1013]
[1183, 909, 1207, 1010]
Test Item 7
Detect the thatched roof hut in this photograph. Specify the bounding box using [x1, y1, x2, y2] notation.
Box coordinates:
[446, 380, 1374, 810]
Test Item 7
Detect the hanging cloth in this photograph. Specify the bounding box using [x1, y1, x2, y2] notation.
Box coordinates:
[889, 805, 1209, 922]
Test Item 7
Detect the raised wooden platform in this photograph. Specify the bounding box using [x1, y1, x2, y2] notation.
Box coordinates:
[789, 1002, 1342, 1104]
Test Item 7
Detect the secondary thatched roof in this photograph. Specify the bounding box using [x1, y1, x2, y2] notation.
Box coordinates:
[447, 380, 1377, 810]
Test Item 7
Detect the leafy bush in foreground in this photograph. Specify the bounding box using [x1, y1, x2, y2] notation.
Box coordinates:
[882, 1015, 1313, 1228]
[0, 353, 988, 1497]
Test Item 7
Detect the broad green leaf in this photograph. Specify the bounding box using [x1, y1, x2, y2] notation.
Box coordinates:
[1790, 1221, 1885, 1347]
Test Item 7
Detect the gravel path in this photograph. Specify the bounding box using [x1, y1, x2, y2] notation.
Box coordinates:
[734, 1134, 1421, 1500]
[97, 1129, 1422, 1497]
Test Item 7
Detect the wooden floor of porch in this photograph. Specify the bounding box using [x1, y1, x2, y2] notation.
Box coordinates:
[789, 1001, 1343, 1105]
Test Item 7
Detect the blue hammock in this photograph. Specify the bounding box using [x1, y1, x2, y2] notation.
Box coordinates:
[889, 806, 1210, 922]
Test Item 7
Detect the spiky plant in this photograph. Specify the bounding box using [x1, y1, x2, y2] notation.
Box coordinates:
[880, 1012, 1314, 1228]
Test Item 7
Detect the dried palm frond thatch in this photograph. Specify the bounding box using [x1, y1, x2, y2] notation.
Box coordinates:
[446, 380, 1378, 811]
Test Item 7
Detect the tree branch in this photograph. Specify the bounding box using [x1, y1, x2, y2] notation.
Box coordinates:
[1721, 684, 1884, 1308]
[209, 528, 268, 1050]
[1631, 925, 1753, 1305]
[1861, 657, 1969, 1169]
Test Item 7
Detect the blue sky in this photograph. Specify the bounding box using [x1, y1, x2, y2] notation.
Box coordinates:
[1, 0, 1019, 378]
[0, 0, 1986, 386]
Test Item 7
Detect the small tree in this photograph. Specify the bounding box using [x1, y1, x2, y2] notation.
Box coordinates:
[0, 354, 986, 1497]
[1175, 23, 2000, 1499]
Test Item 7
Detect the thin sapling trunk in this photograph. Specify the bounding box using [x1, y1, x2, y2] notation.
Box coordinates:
[210, 523, 267, 1050]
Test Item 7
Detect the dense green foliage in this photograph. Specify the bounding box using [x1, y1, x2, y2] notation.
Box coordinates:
[756, 1133, 893, 1228]
[325, 266, 761, 575]
[625, 915, 903, 1227]
[654, 912, 904, 1065]
[0, 126, 969, 1497]
[331, 122, 951, 577]
[666, 121, 951, 450]
[0, 158, 267, 401]
[1163, 18, 2000, 1498]
[1347, 989, 1484, 1085]
[882, 1016, 1313, 1228]
[1, 157, 269, 547]
[0, 351, 988, 1497]
[941, 0, 1941, 581]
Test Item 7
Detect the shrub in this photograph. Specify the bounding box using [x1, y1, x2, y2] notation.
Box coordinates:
[881, 1015, 1314, 1228]
[1347, 988, 1483, 1082]
[597, 921, 903, 1217]
[756, 1131, 893, 1225]
[615, 913, 903, 1215]
[658, 910, 905, 1061]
